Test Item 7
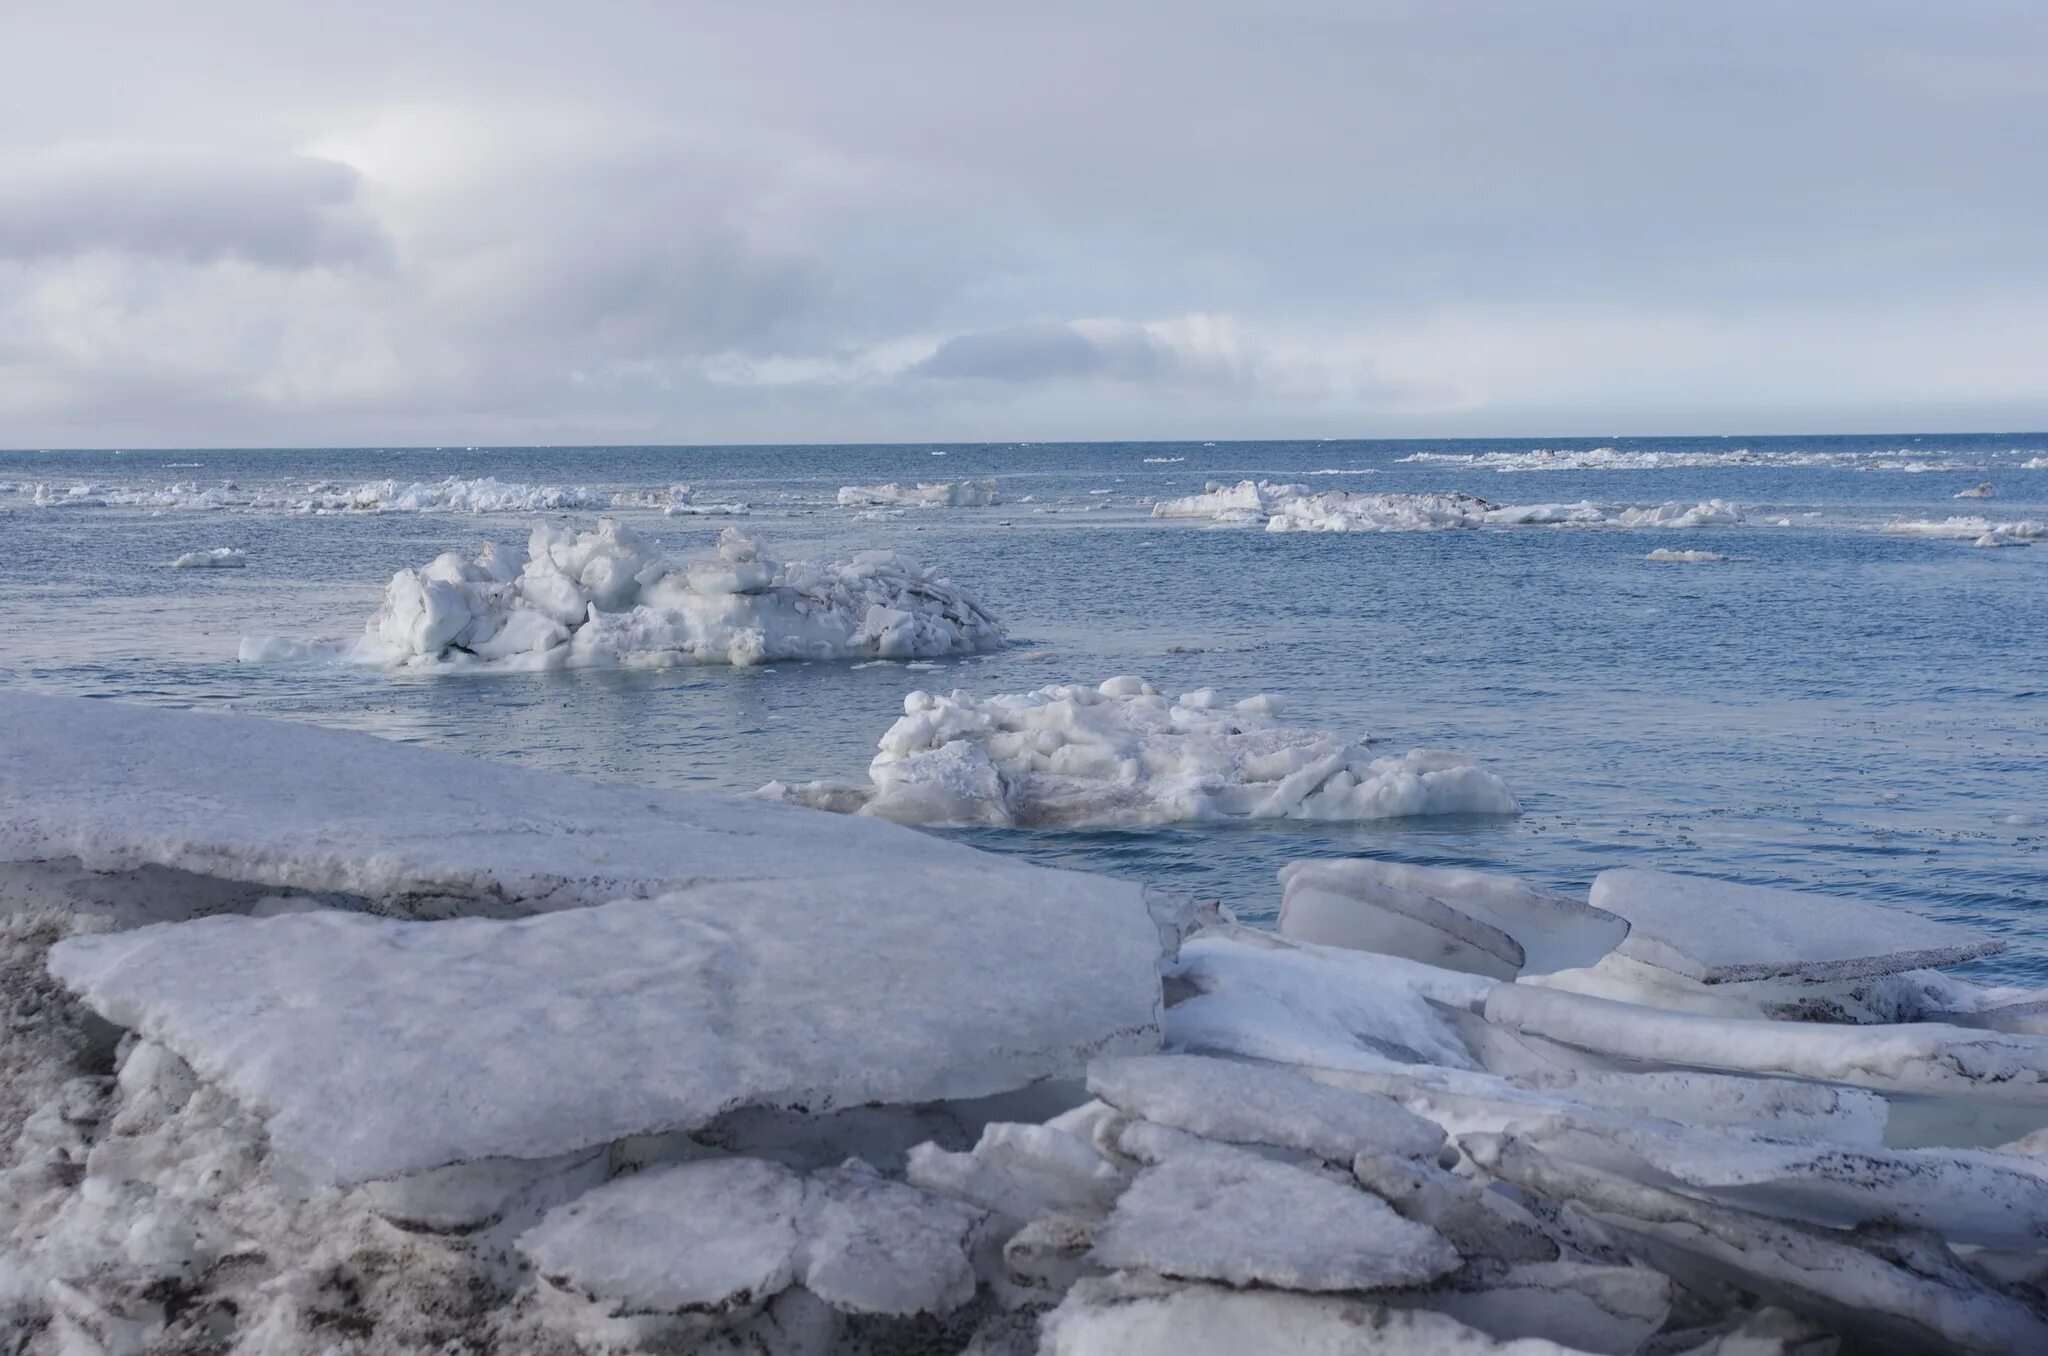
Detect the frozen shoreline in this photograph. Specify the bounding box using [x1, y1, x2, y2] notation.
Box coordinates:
[4, 695, 2045, 1354]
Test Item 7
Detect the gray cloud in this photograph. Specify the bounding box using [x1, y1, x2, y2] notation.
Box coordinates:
[0, 146, 386, 268]
[0, 1, 2046, 443]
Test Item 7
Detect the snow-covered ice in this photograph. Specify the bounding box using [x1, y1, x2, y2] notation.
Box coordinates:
[760, 677, 1517, 829]
[836, 480, 999, 508]
[1591, 868, 2003, 983]
[167, 547, 246, 568]
[241, 520, 1007, 670]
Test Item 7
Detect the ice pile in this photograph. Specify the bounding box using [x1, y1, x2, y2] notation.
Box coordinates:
[8, 694, 2048, 1353]
[1265, 490, 1501, 534]
[836, 480, 1000, 508]
[167, 548, 246, 569]
[1643, 549, 1725, 563]
[0, 694, 1177, 1354]
[1149, 479, 1308, 524]
[301, 476, 612, 514]
[240, 520, 1006, 670]
[1608, 500, 1743, 528]
[759, 677, 1519, 829]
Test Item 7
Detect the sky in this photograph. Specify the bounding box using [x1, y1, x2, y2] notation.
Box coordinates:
[4, 1, 2047, 447]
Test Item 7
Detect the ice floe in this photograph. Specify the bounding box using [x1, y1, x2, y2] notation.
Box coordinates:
[1265, 490, 1501, 533]
[1882, 515, 2046, 541]
[1149, 479, 1308, 523]
[1644, 548, 1726, 563]
[167, 548, 246, 569]
[1955, 482, 1995, 498]
[759, 676, 1518, 828]
[836, 480, 999, 507]
[240, 520, 1006, 670]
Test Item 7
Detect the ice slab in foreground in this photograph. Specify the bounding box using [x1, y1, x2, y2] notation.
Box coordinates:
[759, 677, 1517, 829]
[240, 520, 1005, 670]
[1279, 859, 1627, 979]
[0, 691, 1130, 918]
[835, 480, 998, 508]
[48, 851, 1166, 1185]
[1591, 868, 2003, 983]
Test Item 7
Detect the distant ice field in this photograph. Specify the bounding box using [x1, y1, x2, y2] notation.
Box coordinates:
[2, 434, 2043, 980]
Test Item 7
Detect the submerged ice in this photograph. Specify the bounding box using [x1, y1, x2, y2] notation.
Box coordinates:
[759, 677, 1518, 829]
[240, 520, 1006, 670]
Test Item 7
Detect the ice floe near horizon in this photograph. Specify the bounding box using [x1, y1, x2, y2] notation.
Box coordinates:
[1, 474, 752, 516]
[1395, 444, 2002, 473]
[239, 520, 1006, 671]
[1150, 480, 1749, 533]
[8, 693, 2048, 1353]
[836, 479, 999, 508]
[1882, 515, 2045, 541]
[167, 547, 246, 569]
[759, 676, 1519, 828]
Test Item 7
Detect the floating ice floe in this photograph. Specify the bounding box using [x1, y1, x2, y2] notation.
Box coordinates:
[1149, 479, 1308, 523]
[299, 475, 613, 513]
[1976, 528, 2033, 548]
[1643, 548, 1725, 563]
[1265, 490, 1500, 533]
[836, 480, 999, 508]
[1882, 515, 2045, 540]
[1609, 499, 1743, 527]
[239, 520, 1005, 670]
[758, 677, 1518, 828]
[2022, 455, 2048, 469]
[1955, 482, 1995, 498]
[167, 548, 246, 569]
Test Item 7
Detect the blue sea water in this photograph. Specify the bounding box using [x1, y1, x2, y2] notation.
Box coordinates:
[2, 434, 2043, 980]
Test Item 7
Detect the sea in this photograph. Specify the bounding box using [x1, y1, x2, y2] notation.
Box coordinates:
[2, 434, 2042, 981]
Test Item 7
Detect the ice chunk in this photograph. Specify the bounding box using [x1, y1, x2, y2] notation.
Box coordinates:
[765, 678, 1517, 829]
[167, 548, 246, 569]
[1484, 984, 2048, 1104]
[1955, 482, 1995, 498]
[1590, 868, 2003, 983]
[1264, 490, 1500, 533]
[906, 1122, 1127, 1221]
[836, 480, 999, 507]
[1086, 1053, 1445, 1161]
[791, 1162, 985, 1316]
[1645, 548, 1726, 562]
[1882, 515, 2044, 540]
[1149, 479, 1307, 519]
[1168, 930, 1489, 1074]
[1089, 1139, 1458, 1291]
[243, 520, 1006, 670]
[1279, 858, 1626, 978]
[1521, 1119, 2048, 1249]
[0, 691, 1117, 921]
[1471, 1134, 2048, 1356]
[519, 1158, 803, 1320]
[1612, 500, 1743, 527]
[1975, 528, 2032, 548]
[1388, 1261, 1671, 1355]
[1039, 1273, 1570, 1355]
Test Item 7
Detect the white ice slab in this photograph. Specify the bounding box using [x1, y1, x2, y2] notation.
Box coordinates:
[1086, 1053, 1445, 1162]
[49, 860, 1166, 1185]
[1279, 859, 1626, 978]
[0, 691, 1143, 920]
[1089, 1139, 1458, 1292]
[1591, 868, 2002, 984]
[1484, 983, 2048, 1104]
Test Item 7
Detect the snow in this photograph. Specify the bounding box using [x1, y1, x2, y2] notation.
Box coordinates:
[760, 677, 1517, 829]
[1086, 1053, 1446, 1162]
[1590, 868, 2004, 983]
[836, 480, 999, 508]
[1040, 1274, 1580, 1355]
[240, 520, 1007, 670]
[1644, 548, 1726, 562]
[1089, 1139, 1459, 1291]
[1278, 859, 1626, 978]
[167, 548, 246, 568]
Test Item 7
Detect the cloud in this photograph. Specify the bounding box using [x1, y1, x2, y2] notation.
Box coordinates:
[0, 145, 386, 268]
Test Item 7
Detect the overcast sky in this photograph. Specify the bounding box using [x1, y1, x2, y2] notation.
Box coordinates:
[4, 1, 2046, 446]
